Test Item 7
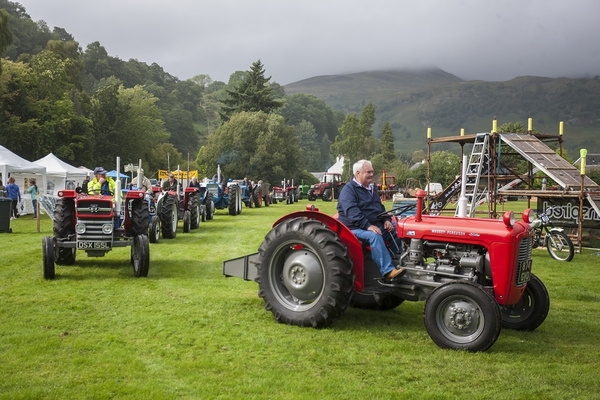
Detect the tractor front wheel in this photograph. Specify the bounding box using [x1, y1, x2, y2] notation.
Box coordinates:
[149, 215, 160, 243]
[322, 188, 333, 202]
[42, 236, 56, 280]
[424, 281, 501, 352]
[307, 189, 317, 201]
[500, 274, 549, 331]
[255, 217, 354, 328]
[205, 193, 215, 220]
[131, 234, 150, 277]
[183, 210, 191, 233]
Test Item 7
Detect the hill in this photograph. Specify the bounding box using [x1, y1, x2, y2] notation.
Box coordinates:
[284, 70, 600, 156]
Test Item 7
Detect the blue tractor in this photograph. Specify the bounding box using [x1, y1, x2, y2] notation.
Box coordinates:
[199, 166, 242, 216]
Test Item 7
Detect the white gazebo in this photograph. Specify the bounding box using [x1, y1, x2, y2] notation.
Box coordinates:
[34, 153, 89, 195]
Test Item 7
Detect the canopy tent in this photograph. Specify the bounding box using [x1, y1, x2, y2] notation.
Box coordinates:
[107, 170, 129, 179]
[0, 145, 47, 215]
[34, 153, 88, 195]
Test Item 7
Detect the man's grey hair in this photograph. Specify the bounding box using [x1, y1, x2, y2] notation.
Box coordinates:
[353, 159, 372, 175]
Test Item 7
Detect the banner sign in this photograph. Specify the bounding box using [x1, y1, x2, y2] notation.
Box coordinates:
[537, 196, 600, 247]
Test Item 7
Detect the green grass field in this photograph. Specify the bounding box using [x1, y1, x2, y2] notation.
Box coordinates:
[1, 199, 599, 399]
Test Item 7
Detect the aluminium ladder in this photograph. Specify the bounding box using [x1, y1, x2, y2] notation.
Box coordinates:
[456, 133, 490, 217]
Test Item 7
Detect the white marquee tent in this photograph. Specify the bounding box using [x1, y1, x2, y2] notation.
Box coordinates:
[34, 153, 88, 195]
[0, 145, 47, 215]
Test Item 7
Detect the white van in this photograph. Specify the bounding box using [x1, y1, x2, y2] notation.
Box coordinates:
[425, 182, 443, 197]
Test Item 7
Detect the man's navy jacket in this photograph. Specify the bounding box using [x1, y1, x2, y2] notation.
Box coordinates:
[336, 179, 390, 231]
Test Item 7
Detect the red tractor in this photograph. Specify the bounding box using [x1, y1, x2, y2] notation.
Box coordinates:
[223, 190, 549, 352]
[42, 186, 150, 279]
[307, 172, 344, 201]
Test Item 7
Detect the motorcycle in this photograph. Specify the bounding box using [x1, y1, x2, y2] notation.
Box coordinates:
[531, 205, 574, 261]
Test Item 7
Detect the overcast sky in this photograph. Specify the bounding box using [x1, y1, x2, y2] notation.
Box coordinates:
[19, 0, 600, 85]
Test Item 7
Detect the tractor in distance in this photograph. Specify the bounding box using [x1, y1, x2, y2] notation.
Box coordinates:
[199, 165, 242, 216]
[223, 189, 549, 352]
[307, 172, 344, 201]
[152, 172, 203, 241]
[376, 169, 398, 201]
[43, 158, 150, 279]
[272, 179, 298, 204]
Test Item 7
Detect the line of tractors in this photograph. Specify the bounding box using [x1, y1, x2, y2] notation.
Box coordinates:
[42, 161, 340, 281]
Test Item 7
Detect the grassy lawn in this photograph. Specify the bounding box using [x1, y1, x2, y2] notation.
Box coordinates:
[1, 199, 599, 399]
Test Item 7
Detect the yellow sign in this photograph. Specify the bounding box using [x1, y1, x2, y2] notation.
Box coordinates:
[157, 170, 198, 180]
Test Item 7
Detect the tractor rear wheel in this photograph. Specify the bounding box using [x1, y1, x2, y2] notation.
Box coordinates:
[131, 234, 149, 277]
[53, 198, 76, 265]
[253, 190, 262, 208]
[350, 291, 404, 311]
[255, 217, 354, 328]
[42, 236, 56, 280]
[160, 194, 178, 239]
[183, 210, 191, 233]
[264, 194, 271, 207]
[205, 193, 215, 220]
[130, 199, 149, 236]
[500, 274, 549, 331]
[149, 215, 160, 243]
[228, 185, 240, 215]
[189, 194, 200, 229]
[424, 281, 501, 352]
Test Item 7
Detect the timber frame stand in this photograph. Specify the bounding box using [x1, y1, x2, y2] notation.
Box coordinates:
[425, 119, 600, 252]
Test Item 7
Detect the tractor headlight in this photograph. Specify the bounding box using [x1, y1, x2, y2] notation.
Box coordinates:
[75, 223, 86, 234]
[503, 211, 515, 228]
[522, 208, 535, 223]
[102, 223, 113, 235]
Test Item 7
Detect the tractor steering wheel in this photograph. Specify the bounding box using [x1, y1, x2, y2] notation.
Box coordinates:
[378, 204, 417, 219]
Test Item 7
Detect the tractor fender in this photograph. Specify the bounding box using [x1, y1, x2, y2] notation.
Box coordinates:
[272, 209, 366, 291]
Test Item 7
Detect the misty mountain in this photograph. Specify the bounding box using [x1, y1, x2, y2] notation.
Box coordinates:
[284, 69, 600, 156]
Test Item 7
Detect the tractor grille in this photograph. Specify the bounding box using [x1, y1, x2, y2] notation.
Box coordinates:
[515, 237, 534, 286]
[76, 201, 113, 216]
[77, 219, 113, 241]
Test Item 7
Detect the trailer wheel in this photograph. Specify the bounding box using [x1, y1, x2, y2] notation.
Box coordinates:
[131, 234, 150, 277]
[183, 210, 191, 233]
[424, 281, 501, 352]
[350, 291, 404, 311]
[42, 236, 56, 280]
[255, 217, 354, 328]
[160, 194, 178, 239]
[500, 274, 549, 331]
[149, 215, 160, 243]
[205, 193, 215, 220]
[189, 194, 200, 229]
[53, 198, 76, 265]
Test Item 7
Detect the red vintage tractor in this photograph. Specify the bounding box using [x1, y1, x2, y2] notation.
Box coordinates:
[42, 186, 150, 279]
[223, 190, 549, 352]
[307, 172, 344, 201]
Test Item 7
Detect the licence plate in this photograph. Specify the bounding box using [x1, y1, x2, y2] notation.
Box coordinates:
[516, 259, 532, 285]
[78, 241, 111, 250]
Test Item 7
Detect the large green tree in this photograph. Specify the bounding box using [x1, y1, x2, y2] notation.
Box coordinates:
[219, 60, 284, 121]
[89, 80, 171, 171]
[198, 111, 301, 184]
[330, 103, 378, 179]
[380, 121, 395, 164]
